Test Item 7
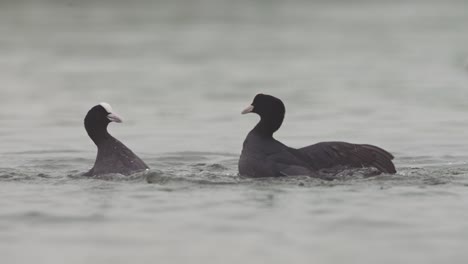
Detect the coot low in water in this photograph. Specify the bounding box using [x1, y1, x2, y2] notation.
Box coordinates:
[83, 103, 149, 176]
[239, 94, 396, 178]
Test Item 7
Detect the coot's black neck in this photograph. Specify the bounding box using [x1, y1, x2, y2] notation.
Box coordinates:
[85, 122, 113, 146]
[251, 114, 284, 138]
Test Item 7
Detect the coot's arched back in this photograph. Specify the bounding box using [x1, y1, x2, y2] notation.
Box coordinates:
[239, 94, 396, 178]
[83, 103, 148, 176]
[299, 142, 396, 174]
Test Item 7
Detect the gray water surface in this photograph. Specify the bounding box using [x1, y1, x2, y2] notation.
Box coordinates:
[1, 0, 468, 263]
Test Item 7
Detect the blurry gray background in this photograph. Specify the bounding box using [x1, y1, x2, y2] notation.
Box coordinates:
[1, 0, 467, 156]
[1, 0, 468, 263]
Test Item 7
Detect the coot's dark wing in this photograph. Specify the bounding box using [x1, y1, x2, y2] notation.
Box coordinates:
[114, 140, 149, 172]
[298, 142, 396, 174]
[239, 134, 318, 178]
[268, 150, 316, 176]
[85, 138, 148, 176]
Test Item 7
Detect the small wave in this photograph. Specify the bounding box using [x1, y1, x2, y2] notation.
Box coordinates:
[146, 164, 241, 185]
[3, 149, 84, 155]
[2, 153, 468, 189]
[0, 211, 106, 224]
[0, 168, 58, 182]
[68, 169, 151, 182]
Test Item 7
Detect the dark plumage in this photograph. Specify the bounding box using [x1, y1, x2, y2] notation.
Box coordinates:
[83, 103, 148, 176]
[239, 94, 396, 178]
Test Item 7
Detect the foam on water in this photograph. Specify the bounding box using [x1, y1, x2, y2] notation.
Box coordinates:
[2, 152, 468, 187]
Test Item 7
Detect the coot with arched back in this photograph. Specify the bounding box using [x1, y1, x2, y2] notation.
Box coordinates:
[239, 94, 396, 178]
[83, 103, 148, 176]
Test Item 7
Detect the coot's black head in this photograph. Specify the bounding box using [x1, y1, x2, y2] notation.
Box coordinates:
[242, 94, 285, 136]
[84, 103, 123, 145]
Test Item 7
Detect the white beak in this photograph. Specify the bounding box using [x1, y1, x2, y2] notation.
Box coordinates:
[241, 105, 254, 115]
[107, 113, 123, 123]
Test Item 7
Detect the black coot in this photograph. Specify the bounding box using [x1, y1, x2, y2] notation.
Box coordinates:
[239, 94, 396, 178]
[83, 103, 149, 176]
